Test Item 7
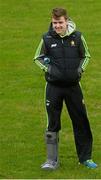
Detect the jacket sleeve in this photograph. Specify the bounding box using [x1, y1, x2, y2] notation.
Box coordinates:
[33, 38, 48, 72]
[78, 34, 91, 72]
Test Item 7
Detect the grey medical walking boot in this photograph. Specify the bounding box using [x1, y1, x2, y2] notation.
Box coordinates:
[41, 131, 59, 170]
[41, 160, 59, 170]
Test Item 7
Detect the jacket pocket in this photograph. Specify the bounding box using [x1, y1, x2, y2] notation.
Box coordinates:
[65, 69, 79, 82]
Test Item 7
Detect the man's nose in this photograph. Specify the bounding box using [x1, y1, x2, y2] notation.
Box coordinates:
[56, 23, 60, 28]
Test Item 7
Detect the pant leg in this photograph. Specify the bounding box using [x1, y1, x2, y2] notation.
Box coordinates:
[64, 84, 93, 162]
[45, 83, 63, 132]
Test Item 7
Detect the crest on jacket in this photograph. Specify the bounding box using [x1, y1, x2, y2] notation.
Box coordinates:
[71, 40, 75, 46]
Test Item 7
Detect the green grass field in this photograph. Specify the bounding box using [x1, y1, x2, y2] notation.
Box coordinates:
[0, 0, 101, 178]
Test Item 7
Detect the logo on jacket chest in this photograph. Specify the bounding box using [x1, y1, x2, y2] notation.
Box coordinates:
[51, 43, 57, 48]
[50, 40, 76, 48]
[70, 40, 75, 46]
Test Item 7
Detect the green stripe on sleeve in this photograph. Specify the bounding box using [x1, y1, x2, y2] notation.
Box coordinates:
[35, 59, 48, 72]
[34, 39, 43, 60]
[33, 39, 48, 72]
[81, 35, 91, 71]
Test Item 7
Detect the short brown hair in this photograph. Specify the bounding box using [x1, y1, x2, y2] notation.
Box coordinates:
[52, 7, 68, 20]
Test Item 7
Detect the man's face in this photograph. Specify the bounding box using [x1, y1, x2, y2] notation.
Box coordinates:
[52, 16, 68, 35]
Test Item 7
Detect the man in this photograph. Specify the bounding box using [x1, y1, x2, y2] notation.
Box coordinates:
[34, 8, 97, 170]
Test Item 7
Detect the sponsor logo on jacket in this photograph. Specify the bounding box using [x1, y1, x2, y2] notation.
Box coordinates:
[71, 40, 75, 46]
[51, 43, 57, 48]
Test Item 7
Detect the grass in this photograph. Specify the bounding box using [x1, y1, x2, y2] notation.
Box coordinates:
[0, 0, 101, 178]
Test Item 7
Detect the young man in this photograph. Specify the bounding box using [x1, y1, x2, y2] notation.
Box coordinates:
[34, 8, 97, 170]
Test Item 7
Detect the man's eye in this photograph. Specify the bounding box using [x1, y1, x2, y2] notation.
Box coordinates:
[53, 21, 63, 25]
[59, 22, 63, 24]
[53, 22, 57, 24]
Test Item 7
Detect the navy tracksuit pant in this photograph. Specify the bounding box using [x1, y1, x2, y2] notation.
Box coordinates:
[45, 82, 93, 163]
